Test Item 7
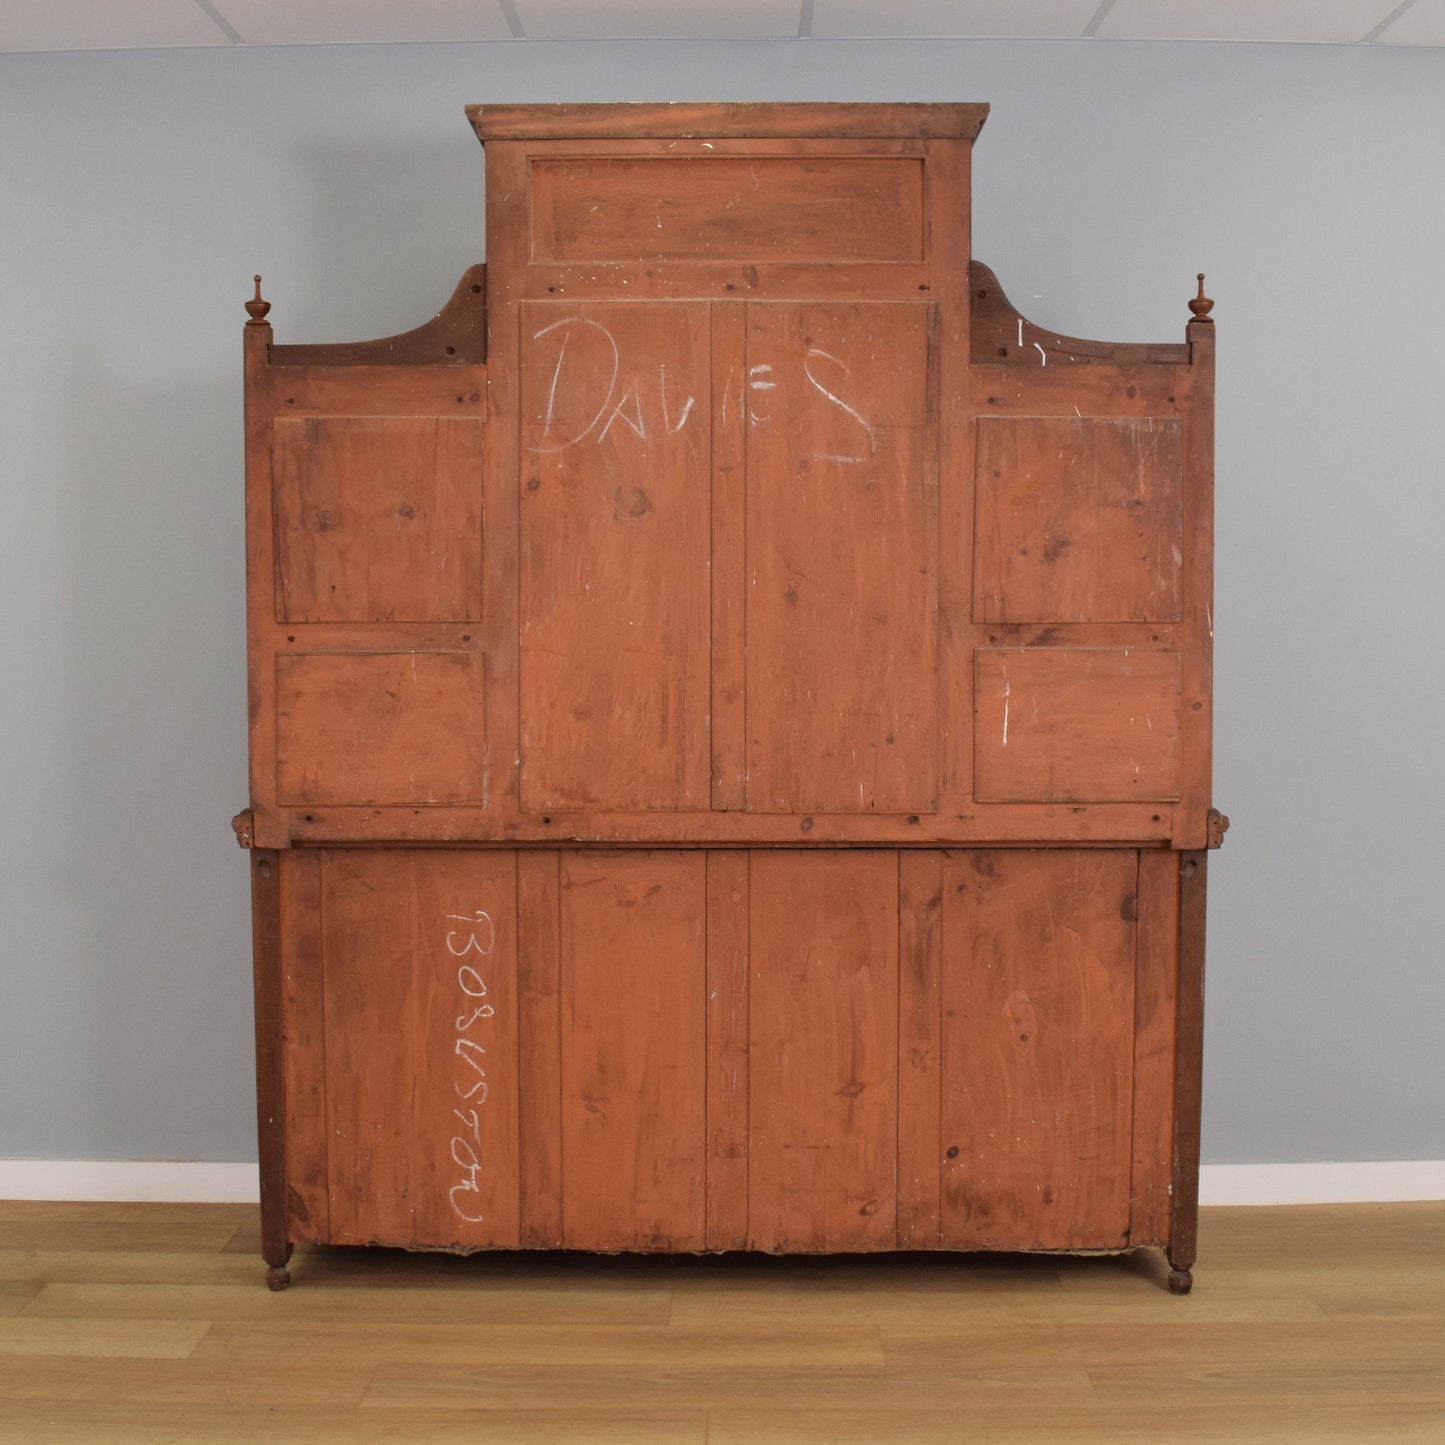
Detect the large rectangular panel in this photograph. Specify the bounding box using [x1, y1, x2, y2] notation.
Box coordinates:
[974, 416, 1182, 623]
[321, 850, 519, 1249]
[745, 302, 938, 813]
[273, 416, 484, 624]
[519, 302, 711, 812]
[275, 651, 486, 806]
[529, 156, 925, 264]
[559, 852, 707, 1251]
[974, 647, 1182, 802]
[940, 849, 1137, 1250]
[749, 851, 899, 1251]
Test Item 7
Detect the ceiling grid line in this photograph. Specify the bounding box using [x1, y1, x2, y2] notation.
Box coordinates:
[496, 0, 526, 40]
[1084, 0, 1117, 38]
[191, 0, 241, 45]
[1362, 0, 1422, 41]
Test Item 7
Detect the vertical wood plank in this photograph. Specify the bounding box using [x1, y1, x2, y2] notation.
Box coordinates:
[321, 851, 520, 1249]
[710, 303, 748, 811]
[1131, 848, 1181, 1246]
[519, 301, 712, 813]
[1170, 851, 1208, 1273]
[1175, 322, 1216, 848]
[744, 302, 938, 815]
[897, 850, 944, 1248]
[278, 849, 328, 1244]
[705, 851, 750, 1249]
[516, 849, 563, 1248]
[940, 849, 1136, 1251]
[559, 852, 707, 1251]
[928, 135, 977, 812]
[249, 849, 290, 1275]
[748, 851, 899, 1252]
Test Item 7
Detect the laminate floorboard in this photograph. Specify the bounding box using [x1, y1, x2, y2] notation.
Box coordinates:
[0, 1201, 1440, 1443]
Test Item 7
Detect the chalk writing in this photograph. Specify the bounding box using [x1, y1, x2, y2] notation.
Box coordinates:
[445, 907, 495, 1224]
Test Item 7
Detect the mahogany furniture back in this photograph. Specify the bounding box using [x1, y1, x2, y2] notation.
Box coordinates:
[235, 103, 1223, 1293]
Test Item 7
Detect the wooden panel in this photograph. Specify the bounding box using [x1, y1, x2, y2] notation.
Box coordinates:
[277, 850, 328, 1244]
[273, 416, 484, 623]
[706, 852, 751, 1250]
[748, 852, 899, 1251]
[275, 651, 487, 807]
[973, 647, 1182, 803]
[897, 851, 944, 1248]
[529, 156, 925, 264]
[516, 851, 562, 1248]
[745, 302, 938, 814]
[1131, 848, 1180, 1245]
[939, 849, 1137, 1251]
[558, 852, 707, 1251]
[974, 417, 1183, 624]
[320, 850, 519, 1249]
[519, 302, 711, 813]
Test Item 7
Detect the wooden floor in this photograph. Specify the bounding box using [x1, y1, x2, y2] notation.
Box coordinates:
[0, 1202, 1441, 1443]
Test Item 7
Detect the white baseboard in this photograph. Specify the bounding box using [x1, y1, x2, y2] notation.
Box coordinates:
[1, 1158, 1442, 1207]
[1198, 1160, 1445, 1206]
[0, 1160, 260, 1203]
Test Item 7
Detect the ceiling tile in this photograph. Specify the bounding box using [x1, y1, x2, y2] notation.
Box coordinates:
[512, 0, 801, 39]
[0, 0, 230, 52]
[811, 0, 1100, 38]
[1373, 0, 1445, 44]
[1097, 0, 1399, 44]
[212, 0, 513, 45]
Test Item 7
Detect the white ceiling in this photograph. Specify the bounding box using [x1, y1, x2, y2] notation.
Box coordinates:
[1, 0, 1442, 53]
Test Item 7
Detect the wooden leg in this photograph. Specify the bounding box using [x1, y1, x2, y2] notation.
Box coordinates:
[251, 849, 294, 1287]
[1166, 850, 1207, 1296]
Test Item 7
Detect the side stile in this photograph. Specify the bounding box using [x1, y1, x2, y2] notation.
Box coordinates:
[1169, 850, 1209, 1293]
[516, 850, 563, 1247]
[249, 848, 292, 1289]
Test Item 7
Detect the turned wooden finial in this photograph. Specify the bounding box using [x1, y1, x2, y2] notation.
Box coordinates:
[1188, 273, 1214, 324]
[245, 274, 272, 327]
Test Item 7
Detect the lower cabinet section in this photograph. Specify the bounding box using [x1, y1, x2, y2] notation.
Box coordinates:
[268, 846, 1184, 1258]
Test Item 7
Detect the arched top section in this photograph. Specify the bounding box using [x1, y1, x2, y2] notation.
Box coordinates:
[970, 262, 1190, 368]
[270, 264, 487, 368]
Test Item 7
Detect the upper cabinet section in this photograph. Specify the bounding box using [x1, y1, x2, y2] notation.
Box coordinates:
[473, 102, 983, 303]
[241, 103, 1216, 851]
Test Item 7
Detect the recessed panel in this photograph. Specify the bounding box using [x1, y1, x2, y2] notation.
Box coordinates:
[745, 301, 938, 814]
[974, 647, 1181, 802]
[276, 651, 486, 806]
[320, 849, 519, 1249]
[749, 851, 899, 1251]
[559, 852, 707, 1251]
[940, 849, 1136, 1251]
[519, 302, 711, 813]
[975, 416, 1182, 624]
[529, 156, 925, 264]
[273, 416, 484, 624]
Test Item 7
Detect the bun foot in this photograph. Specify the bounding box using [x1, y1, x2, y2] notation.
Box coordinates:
[266, 1264, 291, 1291]
[1168, 1267, 1193, 1295]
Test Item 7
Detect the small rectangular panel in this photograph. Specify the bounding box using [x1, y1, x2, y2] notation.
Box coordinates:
[275, 651, 486, 806]
[529, 156, 925, 264]
[558, 852, 707, 1251]
[745, 302, 938, 813]
[519, 302, 711, 812]
[974, 416, 1182, 623]
[321, 850, 519, 1249]
[749, 851, 899, 1251]
[273, 417, 484, 623]
[940, 849, 1137, 1251]
[974, 647, 1181, 802]
[706, 851, 751, 1249]
[897, 850, 944, 1248]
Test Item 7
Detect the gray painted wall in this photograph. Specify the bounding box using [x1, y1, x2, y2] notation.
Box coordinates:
[2, 36, 1441, 1168]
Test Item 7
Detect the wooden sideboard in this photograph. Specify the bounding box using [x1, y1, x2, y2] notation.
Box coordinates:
[235, 102, 1224, 1293]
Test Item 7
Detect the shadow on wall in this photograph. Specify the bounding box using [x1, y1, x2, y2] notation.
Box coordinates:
[56, 349, 256, 1161]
